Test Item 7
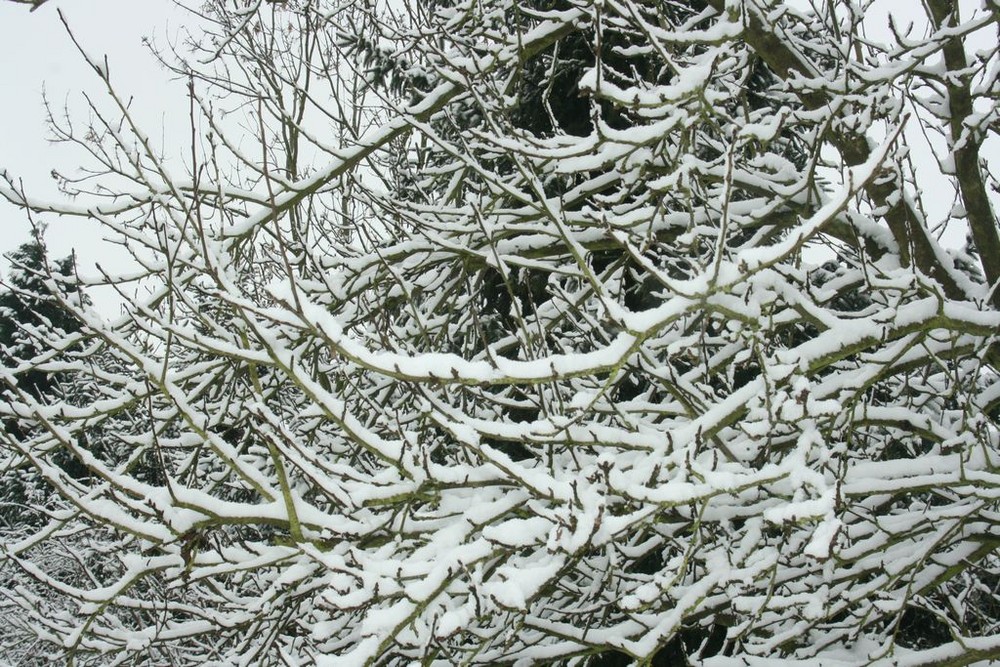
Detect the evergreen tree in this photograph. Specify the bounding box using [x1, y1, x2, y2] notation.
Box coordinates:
[0, 238, 81, 401]
[0, 237, 86, 527]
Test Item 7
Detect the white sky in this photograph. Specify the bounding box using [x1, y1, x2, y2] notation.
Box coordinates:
[0, 0, 189, 308]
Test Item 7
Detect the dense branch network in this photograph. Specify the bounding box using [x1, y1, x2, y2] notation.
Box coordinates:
[1, 0, 1000, 665]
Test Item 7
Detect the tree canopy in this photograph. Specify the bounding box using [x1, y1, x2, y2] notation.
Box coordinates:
[2, 0, 1000, 664]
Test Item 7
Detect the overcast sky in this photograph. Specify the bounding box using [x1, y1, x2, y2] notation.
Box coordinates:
[0, 0, 190, 308]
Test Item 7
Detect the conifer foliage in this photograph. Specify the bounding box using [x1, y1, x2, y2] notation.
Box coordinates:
[0, 238, 86, 526]
[2, 0, 1000, 664]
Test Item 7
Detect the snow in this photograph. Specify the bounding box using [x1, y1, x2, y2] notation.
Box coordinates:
[3, 0, 1000, 663]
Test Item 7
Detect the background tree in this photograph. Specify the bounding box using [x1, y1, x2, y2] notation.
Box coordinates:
[0, 236, 86, 528]
[0, 235, 93, 664]
[0, 238, 81, 401]
[2, 0, 1000, 665]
